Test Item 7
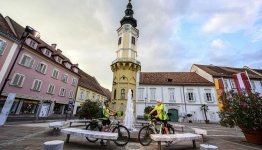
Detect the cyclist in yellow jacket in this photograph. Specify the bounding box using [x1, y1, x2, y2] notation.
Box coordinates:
[149, 100, 169, 135]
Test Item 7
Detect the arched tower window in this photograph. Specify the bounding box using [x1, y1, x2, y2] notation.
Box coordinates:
[114, 89, 117, 99]
[121, 89, 125, 99]
[131, 89, 134, 99]
[118, 37, 122, 45]
[131, 36, 135, 45]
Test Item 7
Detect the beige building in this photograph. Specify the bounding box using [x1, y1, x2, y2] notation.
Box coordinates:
[73, 69, 111, 115]
[111, 1, 141, 112]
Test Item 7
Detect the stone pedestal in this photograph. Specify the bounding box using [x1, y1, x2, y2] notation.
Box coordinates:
[43, 140, 64, 150]
[200, 144, 218, 150]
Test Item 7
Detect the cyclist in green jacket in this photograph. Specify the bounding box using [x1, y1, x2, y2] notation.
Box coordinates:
[149, 100, 169, 134]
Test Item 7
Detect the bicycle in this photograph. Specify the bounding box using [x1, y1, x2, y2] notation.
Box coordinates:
[85, 114, 130, 146]
[138, 115, 175, 146]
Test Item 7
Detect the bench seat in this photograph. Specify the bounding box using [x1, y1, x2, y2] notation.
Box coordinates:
[61, 128, 118, 150]
[68, 119, 91, 127]
[192, 128, 207, 142]
[151, 133, 202, 150]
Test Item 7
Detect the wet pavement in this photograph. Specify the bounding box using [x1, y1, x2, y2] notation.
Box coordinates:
[0, 120, 262, 150]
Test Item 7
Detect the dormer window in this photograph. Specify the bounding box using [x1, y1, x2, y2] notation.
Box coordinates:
[65, 63, 71, 69]
[167, 79, 172, 82]
[72, 68, 78, 73]
[44, 49, 51, 57]
[29, 40, 36, 48]
[56, 57, 62, 64]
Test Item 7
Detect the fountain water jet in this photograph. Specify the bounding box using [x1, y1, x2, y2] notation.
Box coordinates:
[123, 89, 137, 131]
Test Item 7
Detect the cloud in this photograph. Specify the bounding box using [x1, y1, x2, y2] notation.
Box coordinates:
[201, 0, 262, 33]
[211, 39, 225, 50]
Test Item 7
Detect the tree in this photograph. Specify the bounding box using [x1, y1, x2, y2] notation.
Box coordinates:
[201, 104, 209, 124]
[78, 100, 99, 119]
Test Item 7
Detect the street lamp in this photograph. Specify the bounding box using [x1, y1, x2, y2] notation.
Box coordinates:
[0, 26, 39, 96]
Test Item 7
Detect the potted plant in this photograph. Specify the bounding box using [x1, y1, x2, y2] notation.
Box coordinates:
[218, 92, 262, 145]
[201, 104, 210, 124]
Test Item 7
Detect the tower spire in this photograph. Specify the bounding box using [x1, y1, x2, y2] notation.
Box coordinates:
[120, 0, 137, 27]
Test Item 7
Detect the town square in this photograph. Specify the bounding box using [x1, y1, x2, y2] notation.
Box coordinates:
[0, 0, 262, 150]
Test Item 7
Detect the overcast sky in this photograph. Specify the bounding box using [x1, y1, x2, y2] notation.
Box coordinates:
[1, 0, 262, 90]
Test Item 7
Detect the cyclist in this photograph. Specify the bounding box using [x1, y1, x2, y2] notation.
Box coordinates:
[149, 100, 171, 146]
[100, 100, 116, 145]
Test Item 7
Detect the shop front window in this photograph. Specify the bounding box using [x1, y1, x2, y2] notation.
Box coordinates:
[20, 100, 38, 114]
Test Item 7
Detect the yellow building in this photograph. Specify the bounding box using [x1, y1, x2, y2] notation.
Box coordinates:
[111, 1, 141, 113]
[73, 69, 111, 115]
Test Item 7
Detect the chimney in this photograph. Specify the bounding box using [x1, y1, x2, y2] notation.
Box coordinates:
[51, 44, 57, 49]
[57, 49, 62, 53]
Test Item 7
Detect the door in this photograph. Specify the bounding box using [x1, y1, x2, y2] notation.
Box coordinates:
[168, 109, 179, 122]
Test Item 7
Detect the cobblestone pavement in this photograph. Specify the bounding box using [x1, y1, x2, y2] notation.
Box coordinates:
[0, 121, 262, 150]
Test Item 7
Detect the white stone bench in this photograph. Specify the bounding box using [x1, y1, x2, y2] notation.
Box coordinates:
[49, 121, 67, 129]
[192, 128, 207, 142]
[171, 123, 186, 132]
[151, 133, 202, 150]
[61, 128, 118, 150]
[68, 119, 90, 127]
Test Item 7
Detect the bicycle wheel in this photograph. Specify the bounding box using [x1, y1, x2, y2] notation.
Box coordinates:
[138, 126, 154, 146]
[162, 125, 175, 134]
[85, 123, 100, 143]
[112, 125, 130, 146]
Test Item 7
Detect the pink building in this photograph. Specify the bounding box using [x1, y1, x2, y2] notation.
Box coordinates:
[0, 15, 80, 117]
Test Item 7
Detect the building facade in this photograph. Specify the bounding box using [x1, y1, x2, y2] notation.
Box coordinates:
[191, 64, 262, 110]
[0, 16, 80, 117]
[73, 69, 111, 115]
[110, 1, 141, 113]
[136, 72, 220, 123]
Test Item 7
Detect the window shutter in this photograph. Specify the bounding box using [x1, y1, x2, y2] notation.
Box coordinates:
[186, 92, 189, 101]
[193, 92, 197, 101]
[211, 93, 215, 102]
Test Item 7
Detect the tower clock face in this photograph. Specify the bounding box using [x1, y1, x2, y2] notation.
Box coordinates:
[124, 25, 130, 32]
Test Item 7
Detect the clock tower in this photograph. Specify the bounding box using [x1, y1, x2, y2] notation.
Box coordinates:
[111, 0, 141, 113]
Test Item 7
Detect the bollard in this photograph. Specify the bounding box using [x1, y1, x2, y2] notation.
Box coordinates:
[43, 140, 64, 150]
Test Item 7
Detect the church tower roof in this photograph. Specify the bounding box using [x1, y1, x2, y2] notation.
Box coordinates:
[120, 0, 137, 27]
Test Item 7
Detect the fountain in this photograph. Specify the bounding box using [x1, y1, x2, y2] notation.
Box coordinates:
[123, 89, 137, 131]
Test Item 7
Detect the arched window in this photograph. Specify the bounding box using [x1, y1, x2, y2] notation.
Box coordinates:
[131, 89, 134, 99]
[114, 89, 117, 99]
[131, 36, 135, 45]
[118, 37, 122, 45]
[121, 89, 125, 99]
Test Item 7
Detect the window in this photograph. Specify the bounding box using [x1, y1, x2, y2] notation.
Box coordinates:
[230, 79, 236, 89]
[59, 88, 66, 96]
[29, 40, 36, 48]
[132, 36, 135, 45]
[68, 90, 74, 98]
[138, 88, 144, 100]
[61, 74, 68, 83]
[150, 88, 156, 100]
[57, 57, 62, 64]
[118, 37, 122, 45]
[223, 79, 228, 88]
[204, 89, 213, 102]
[36, 62, 47, 74]
[80, 90, 84, 100]
[31, 79, 42, 91]
[44, 49, 51, 56]
[19, 54, 34, 68]
[168, 88, 175, 102]
[52, 69, 59, 79]
[114, 89, 117, 99]
[251, 80, 256, 91]
[86, 91, 89, 99]
[10, 73, 25, 87]
[187, 90, 195, 101]
[72, 78, 78, 86]
[0, 39, 7, 55]
[47, 84, 55, 94]
[121, 89, 125, 99]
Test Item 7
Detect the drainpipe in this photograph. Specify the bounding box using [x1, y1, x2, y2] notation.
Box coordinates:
[182, 86, 187, 115]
